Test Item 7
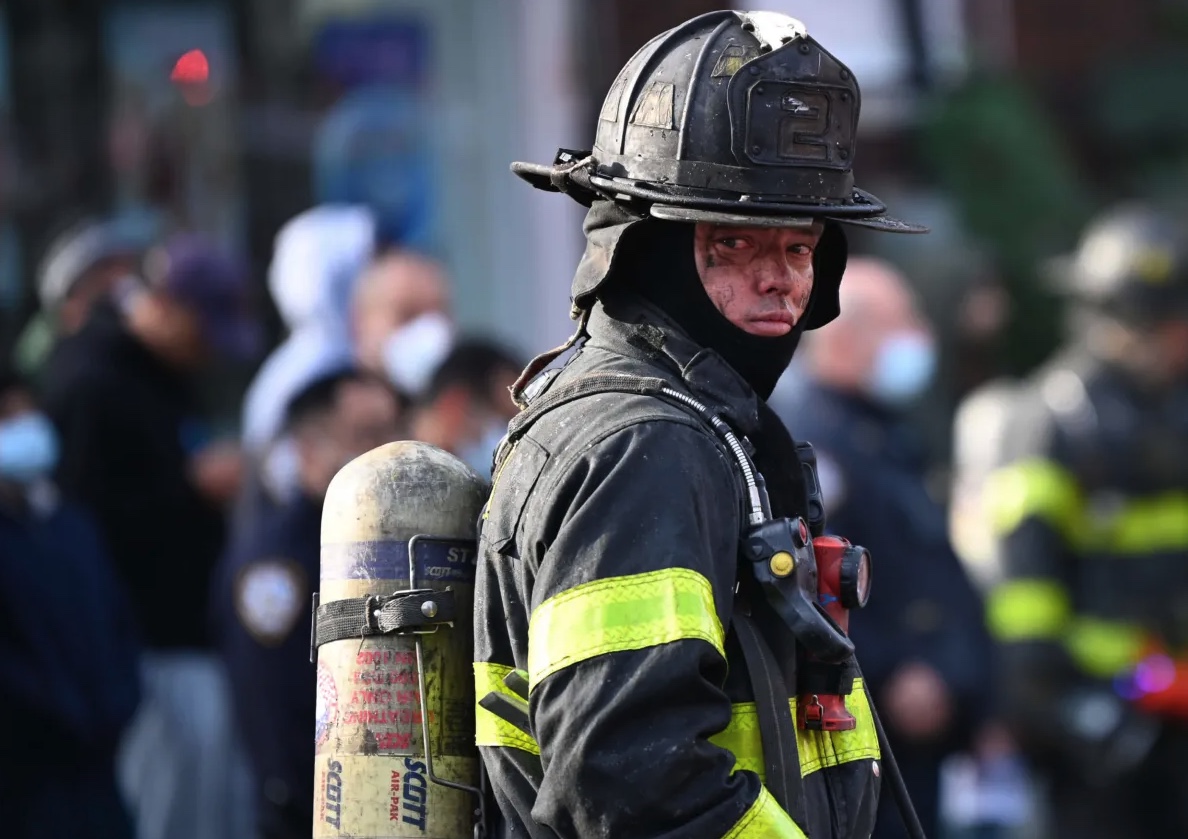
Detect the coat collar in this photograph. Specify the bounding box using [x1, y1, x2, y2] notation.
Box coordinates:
[585, 292, 762, 436]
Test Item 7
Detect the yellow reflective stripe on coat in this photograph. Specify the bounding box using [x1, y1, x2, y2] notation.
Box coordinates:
[474, 662, 540, 755]
[984, 459, 1082, 538]
[1083, 492, 1188, 554]
[527, 567, 726, 688]
[709, 679, 880, 780]
[1064, 617, 1147, 678]
[723, 787, 806, 838]
[986, 579, 1070, 641]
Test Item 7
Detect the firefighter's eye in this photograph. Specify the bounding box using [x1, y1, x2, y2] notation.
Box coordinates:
[716, 237, 751, 250]
[788, 244, 814, 257]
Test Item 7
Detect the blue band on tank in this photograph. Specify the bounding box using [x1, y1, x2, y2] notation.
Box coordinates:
[319, 538, 477, 583]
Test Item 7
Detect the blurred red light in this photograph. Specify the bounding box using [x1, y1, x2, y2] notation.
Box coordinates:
[171, 50, 210, 85]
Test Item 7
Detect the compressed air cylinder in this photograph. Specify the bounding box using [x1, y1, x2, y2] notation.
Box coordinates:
[314, 441, 488, 838]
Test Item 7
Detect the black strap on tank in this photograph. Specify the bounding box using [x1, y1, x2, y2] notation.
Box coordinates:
[732, 607, 809, 832]
[309, 589, 456, 662]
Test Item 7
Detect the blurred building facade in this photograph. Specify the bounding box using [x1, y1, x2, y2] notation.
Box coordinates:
[0, 0, 1185, 391]
[0, 0, 587, 366]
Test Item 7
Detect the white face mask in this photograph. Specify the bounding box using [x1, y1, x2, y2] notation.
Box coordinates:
[866, 332, 937, 407]
[381, 311, 454, 397]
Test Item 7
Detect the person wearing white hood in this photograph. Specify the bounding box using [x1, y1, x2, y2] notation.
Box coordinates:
[241, 206, 455, 505]
[240, 205, 376, 462]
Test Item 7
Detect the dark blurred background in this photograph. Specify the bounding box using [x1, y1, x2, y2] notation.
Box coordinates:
[2, 2, 1187, 839]
[1, 0, 1186, 416]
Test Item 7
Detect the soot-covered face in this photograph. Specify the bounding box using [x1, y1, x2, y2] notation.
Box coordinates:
[693, 222, 823, 337]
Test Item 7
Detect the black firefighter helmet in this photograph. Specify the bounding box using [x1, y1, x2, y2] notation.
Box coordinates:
[1046, 202, 1188, 325]
[512, 9, 927, 322]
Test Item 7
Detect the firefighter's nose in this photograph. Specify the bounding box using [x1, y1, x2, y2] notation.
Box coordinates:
[756, 259, 795, 295]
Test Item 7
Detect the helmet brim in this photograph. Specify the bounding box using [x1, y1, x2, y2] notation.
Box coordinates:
[510, 159, 929, 234]
[648, 204, 815, 229]
[650, 203, 928, 234]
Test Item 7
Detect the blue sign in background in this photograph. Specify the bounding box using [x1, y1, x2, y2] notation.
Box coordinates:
[312, 82, 436, 252]
[313, 18, 429, 90]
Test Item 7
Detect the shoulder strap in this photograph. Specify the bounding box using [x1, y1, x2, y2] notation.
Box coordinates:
[509, 373, 668, 437]
[733, 607, 809, 831]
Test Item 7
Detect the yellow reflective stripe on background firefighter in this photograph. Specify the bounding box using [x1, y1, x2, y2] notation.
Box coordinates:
[526, 567, 726, 688]
[709, 679, 880, 780]
[1064, 616, 1147, 678]
[474, 662, 540, 755]
[983, 459, 1188, 554]
[1081, 491, 1188, 554]
[724, 787, 807, 838]
[984, 459, 1082, 538]
[987, 583, 1148, 677]
[987, 579, 1070, 641]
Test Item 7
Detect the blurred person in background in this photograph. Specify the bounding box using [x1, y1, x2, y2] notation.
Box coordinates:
[409, 336, 522, 476]
[244, 239, 449, 511]
[954, 203, 1188, 838]
[350, 248, 454, 400]
[216, 366, 402, 839]
[780, 257, 996, 839]
[39, 232, 261, 839]
[0, 369, 141, 839]
[240, 205, 376, 462]
[13, 217, 151, 380]
[238, 205, 375, 513]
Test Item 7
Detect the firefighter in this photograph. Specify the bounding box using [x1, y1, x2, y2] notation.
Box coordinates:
[952, 202, 1188, 838]
[475, 10, 926, 837]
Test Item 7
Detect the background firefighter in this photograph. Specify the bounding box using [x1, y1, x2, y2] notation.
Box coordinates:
[952, 202, 1188, 838]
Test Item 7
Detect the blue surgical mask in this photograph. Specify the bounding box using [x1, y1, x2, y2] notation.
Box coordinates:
[0, 412, 60, 484]
[459, 424, 507, 479]
[867, 332, 937, 407]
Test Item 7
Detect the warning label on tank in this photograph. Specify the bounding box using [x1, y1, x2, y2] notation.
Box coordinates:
[344, 649, 433, 752]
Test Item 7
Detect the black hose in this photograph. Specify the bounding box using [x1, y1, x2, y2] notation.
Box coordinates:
[860, 671, 929, 839]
